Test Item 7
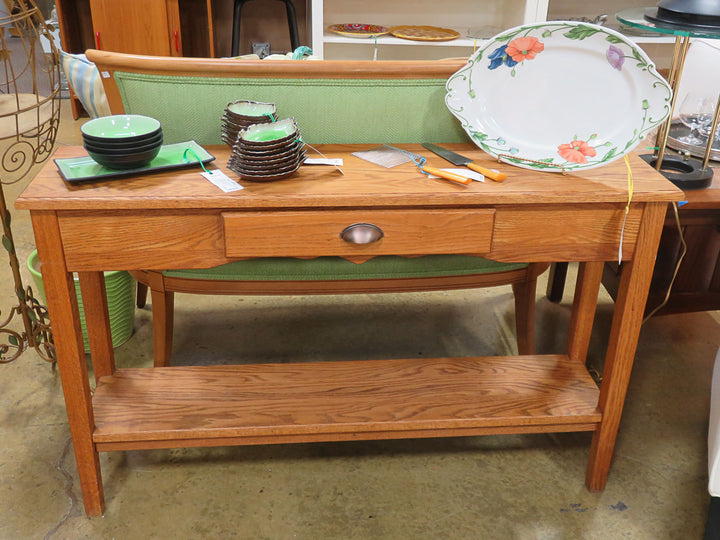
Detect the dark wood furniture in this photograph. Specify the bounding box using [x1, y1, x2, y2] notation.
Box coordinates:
[16, 144, 681, 516]
[548, 174, 720, 315]
[54, 0, 216, 117]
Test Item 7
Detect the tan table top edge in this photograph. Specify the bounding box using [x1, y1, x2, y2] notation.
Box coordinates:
[16, 144, 683, 211]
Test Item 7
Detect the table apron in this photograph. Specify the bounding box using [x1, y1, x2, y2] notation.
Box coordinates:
[54, 203, 644, 271]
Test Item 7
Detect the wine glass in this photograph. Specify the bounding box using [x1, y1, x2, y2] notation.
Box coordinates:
[678, 93, 715, 145]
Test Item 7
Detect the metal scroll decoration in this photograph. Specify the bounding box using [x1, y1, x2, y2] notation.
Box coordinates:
[0, 0, 61, 363]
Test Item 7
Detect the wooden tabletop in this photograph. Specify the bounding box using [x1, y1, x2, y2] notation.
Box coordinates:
[16, 144, 682, 211]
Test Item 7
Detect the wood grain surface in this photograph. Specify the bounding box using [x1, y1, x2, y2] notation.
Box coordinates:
[92, 355, 601, 448]
[16, 145, 682, 211]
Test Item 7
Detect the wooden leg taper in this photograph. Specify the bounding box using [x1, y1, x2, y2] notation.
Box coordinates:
[151, 289, 175, 367]
[585, 203, 667, 491]
[512, 278, 537, 355]
[78, 271, 115, 382]
[32, 212, 105, 516]
[567, 261, 604, 365]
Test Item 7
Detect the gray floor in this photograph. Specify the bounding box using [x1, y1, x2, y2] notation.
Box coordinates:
[1, 104, 720, 539]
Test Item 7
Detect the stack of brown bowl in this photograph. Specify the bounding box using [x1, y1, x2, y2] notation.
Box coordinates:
[221, 100, 277, 148]
[228, 118, 307, 181]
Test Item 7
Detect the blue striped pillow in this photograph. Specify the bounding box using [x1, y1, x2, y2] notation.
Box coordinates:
[60, 52, 111, 118]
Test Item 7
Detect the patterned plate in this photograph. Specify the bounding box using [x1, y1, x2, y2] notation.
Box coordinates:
[389, 25, 460, 42]
[327, 24, 390, 38]
[445, 21, 672, 172]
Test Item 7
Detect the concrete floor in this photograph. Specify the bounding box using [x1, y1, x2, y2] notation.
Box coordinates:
[1, 104, 720, 539]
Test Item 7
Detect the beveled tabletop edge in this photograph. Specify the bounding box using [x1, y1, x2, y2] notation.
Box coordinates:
[15, 144, 683, 211]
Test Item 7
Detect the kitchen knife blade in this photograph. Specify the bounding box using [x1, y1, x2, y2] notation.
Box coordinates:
[421, 143, 507, 182]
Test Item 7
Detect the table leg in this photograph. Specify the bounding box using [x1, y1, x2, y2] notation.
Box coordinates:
[78, 272, 115, 381]
[567, 261, 603, 364]
[32, 212, 105, 516]
[585, 203, 666, 491]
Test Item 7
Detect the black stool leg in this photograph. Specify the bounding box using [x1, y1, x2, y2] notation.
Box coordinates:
[281, 0, 300, 51]
[232, 0, 300, 56]
[546, 262, 568, 303]
[231, 0, 250, 56]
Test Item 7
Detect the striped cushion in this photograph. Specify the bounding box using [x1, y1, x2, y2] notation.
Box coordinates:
[60, 52, 111, 118]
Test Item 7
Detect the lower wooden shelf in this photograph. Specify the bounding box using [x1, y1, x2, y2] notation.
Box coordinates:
[92, 355, 601, 452]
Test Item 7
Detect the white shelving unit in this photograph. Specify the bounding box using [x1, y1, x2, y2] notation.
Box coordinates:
[310, 0, 675, 67]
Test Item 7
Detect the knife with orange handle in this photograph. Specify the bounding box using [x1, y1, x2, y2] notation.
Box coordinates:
[419, 165, 472, 185]
[422, 143, 508, 182]
[383, 144, 472, 186]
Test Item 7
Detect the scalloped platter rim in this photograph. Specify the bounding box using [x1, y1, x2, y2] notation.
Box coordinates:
[445, 21, 672, 172]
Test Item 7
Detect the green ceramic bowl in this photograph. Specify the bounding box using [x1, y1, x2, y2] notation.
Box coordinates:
[82, 130, 164, 150]
[81, 115, 162, 143]
[226, 100, 277, 119]
[83, 135, 164, 155]
[87, 144, 162, 170]
[240, 118, 298, 145]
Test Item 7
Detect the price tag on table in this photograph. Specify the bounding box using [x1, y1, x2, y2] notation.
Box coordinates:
[202, 170, 244, 192]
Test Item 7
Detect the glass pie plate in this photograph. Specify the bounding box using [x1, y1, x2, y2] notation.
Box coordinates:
[445, 21, 672, 172]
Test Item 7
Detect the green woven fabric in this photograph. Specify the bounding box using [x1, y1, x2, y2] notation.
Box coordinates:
[163, 255, 527, 281]
[114, 74, 467, 145]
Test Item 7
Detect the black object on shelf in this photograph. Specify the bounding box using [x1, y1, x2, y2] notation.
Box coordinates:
[640, 153, 714, 190]
[645, 0, 720, 30]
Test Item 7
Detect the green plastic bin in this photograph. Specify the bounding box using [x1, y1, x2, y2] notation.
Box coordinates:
[27, 250, 136, 352]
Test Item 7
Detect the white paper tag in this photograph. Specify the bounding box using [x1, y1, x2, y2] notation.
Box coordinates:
[426, 168, 485, 182]
[303, 158, 343, 166]
[201, 170, 244, 192]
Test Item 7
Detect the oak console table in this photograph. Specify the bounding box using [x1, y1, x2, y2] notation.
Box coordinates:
[16, 144, 681, 516]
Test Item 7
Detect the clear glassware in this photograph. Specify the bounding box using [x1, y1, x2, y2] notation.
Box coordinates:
[678, 93, 715, 145]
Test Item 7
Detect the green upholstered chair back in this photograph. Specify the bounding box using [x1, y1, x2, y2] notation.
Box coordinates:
[112, 74, 467, 145]
[85, 52, 469, 146]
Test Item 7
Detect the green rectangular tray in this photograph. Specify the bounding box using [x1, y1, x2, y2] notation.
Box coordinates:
[54, 141, 216, 183]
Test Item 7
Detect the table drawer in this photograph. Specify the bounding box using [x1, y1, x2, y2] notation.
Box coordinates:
[223, 209, 495, 258]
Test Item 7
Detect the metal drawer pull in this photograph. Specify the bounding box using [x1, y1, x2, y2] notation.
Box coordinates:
[340, 223, 384, 244]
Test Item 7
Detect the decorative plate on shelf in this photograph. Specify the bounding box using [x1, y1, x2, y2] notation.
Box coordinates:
[445, 21, 672, 172]
[389, 25, 460, 42]
[327, 24, 390, 38]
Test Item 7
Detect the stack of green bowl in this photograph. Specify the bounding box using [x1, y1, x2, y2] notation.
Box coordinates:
[27, 250, 136, 353]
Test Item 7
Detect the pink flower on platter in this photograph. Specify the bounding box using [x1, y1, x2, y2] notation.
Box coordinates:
[558, 140, 597, 164]
[606, 45, 625, 71]
[505, 37, 545, 63]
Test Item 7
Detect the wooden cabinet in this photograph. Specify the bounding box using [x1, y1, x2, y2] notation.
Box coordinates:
[88, 0, 182, 56]
[54, 0, 215, 117]
[55, 0, 214, 57]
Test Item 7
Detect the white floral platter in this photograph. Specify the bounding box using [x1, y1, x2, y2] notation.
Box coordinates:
[445, 21, 672, 172]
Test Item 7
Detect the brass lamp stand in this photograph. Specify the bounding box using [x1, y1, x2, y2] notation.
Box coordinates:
[618, 7, 720, 189]
[0, 0, 60, 363]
